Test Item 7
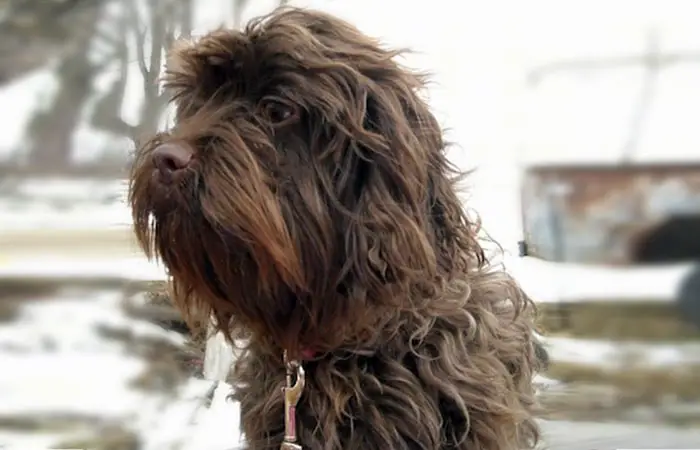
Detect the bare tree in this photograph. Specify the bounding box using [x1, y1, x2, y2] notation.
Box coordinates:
[23, 2, 106, 171]
[91, 0, 193, 144]
[92, 0, 291, 145]
[0, 0, 102, 84]
[0, 0, 298, 178]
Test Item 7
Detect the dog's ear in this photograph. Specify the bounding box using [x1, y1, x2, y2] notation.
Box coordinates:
[162, 30, 251, 113]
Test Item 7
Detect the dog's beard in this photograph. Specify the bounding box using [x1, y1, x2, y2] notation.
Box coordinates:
[130, 118, 422, 358]
[130, 115, 309, 342]
[128, 116, 395, 358]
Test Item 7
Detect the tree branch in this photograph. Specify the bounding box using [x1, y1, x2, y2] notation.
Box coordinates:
[92, 26, 122, 49]
[147, 0, 168, 84]
[125, 0, 149, 80]
[92, 115, 137, 139]
[179, 0, 193, 37]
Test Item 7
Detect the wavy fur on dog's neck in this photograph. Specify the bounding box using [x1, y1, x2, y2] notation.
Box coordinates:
[129, 7, 540, 449]
[233, 270, 539, 450]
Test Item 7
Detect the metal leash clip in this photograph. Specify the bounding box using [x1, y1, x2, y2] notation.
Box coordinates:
[281, 350, 305, 450]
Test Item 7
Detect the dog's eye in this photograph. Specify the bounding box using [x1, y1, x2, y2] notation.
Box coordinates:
[261, 98, 298, 126]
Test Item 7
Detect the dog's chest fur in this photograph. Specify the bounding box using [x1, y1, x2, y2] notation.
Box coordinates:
[232, 325, 535, 450]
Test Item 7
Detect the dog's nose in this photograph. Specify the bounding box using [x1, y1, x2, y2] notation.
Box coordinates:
[152, 143, 193, 180]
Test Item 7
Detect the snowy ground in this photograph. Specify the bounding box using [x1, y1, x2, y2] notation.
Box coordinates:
[0, 289, 219, 449]
[1, 182, 699, 449]
[2, 287, 700, 450]
[540, 419, 700, 449]
[1, 178, 696, 299]
[0, 287, 252, 450]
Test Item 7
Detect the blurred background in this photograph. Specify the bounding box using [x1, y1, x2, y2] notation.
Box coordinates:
[1, 0, 700, 448]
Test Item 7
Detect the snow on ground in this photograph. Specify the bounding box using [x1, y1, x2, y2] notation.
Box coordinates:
[1, 288, 696, 450]
[0, 289, 241, 450]
[0, 184, 697, 449]
[0, 259, 696, 449]
[507, 257, 693, 303]
[540, 419, 700, 449]
[0, 256, 165, 282]
[0, 178, 130, 231]
[542, 335, 700, 367]
[0, 182, 693, 300]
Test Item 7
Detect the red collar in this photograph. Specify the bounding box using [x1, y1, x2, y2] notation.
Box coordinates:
[300, 348, 318, 360]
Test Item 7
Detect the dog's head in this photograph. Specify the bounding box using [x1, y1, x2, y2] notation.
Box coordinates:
[130, 8, 483, 357]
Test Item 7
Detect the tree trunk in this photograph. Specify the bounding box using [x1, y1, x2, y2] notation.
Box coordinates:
[24, 5, 101, 171]
[0, 0, 101, 85]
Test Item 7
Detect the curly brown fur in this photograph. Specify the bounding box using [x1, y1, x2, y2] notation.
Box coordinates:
[129, 7, 540, 450]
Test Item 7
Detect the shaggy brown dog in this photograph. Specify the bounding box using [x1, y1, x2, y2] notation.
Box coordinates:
[129, 8, 540, 450]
